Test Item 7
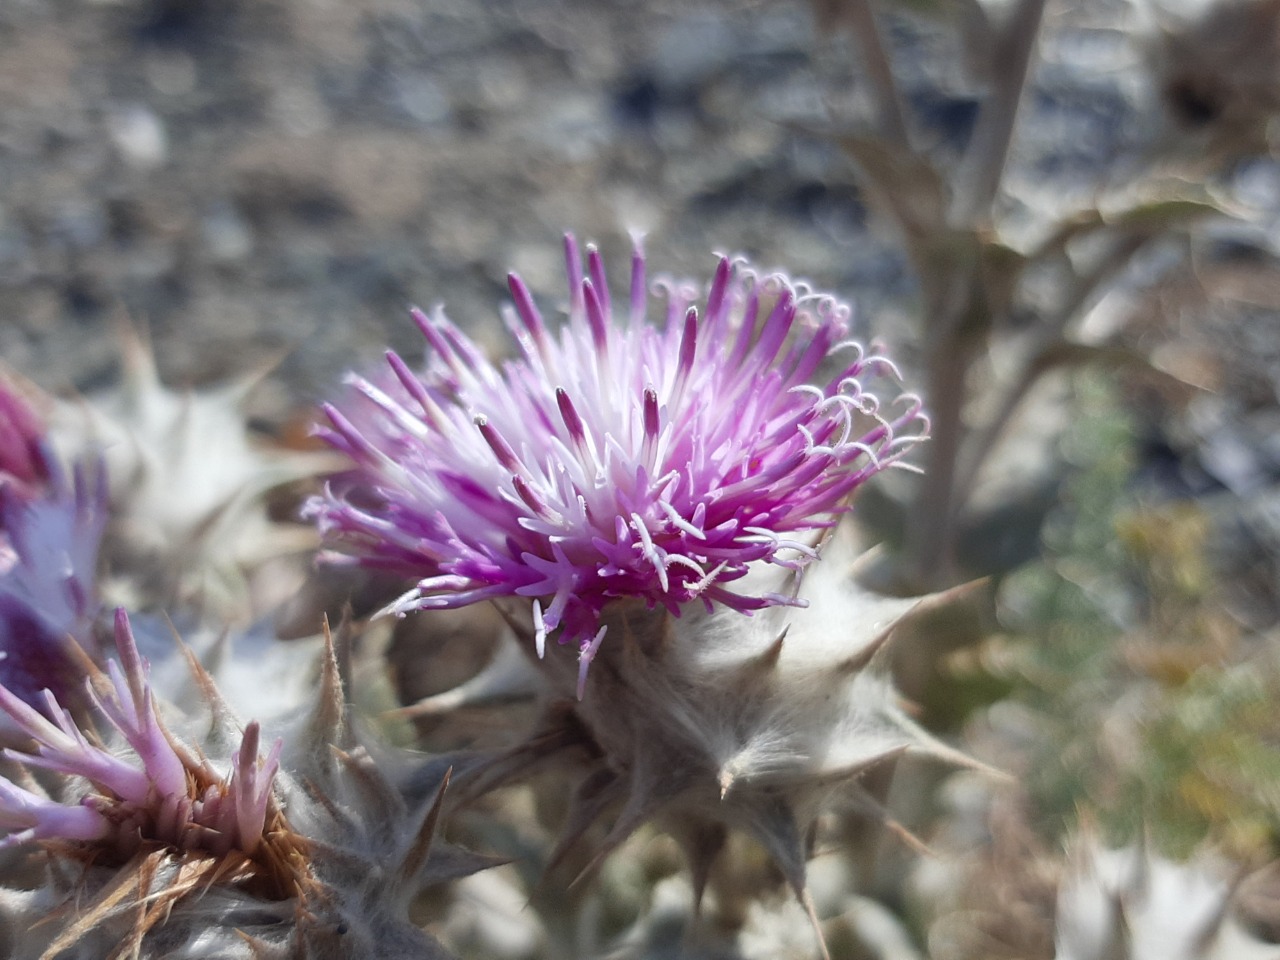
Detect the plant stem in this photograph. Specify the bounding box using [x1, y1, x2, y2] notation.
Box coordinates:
[951, 230, 1151, 506]
[843, 0, 911, 146]
[949, 0, 1049, 226]
[908, 273, 987, 589]
[905, 0, 1049, 587]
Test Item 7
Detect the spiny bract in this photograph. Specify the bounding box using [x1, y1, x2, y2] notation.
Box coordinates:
[45, 326, 334, 622]
[1054, 836, 1280, 960]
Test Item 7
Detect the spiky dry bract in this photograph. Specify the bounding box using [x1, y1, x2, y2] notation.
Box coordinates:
[918, 801, 1280, 960]
[0, 613, 486, 960]
[46, 325, 335, 622]
[222, 619, 494, 960]
[605, 874, 835, 960]
[308, 236, 927, 685]
[0, 458, 107, 710]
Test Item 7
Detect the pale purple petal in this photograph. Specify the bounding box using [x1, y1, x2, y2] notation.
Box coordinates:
[85, 608, 189, 801]
[226, 722, 281, 856]
[0, 683, 151, 804]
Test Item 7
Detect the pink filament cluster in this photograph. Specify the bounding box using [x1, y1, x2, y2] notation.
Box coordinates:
[309, 236, 927, 693]
[0, 608, 280, 858]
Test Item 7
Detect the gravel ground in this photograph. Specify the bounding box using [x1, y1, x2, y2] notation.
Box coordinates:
[0, 0, 916, 407]
[0, 0, 1203, 390]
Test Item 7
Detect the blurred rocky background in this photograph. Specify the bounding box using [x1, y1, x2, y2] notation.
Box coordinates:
[0, 0, 912, 401]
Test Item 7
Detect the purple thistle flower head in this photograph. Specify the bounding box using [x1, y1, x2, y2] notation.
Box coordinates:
[0, 607, 284, 871]
[0, 379, 106, 710]
[0, 457, 107, 710]
[308, 236, 927, 694]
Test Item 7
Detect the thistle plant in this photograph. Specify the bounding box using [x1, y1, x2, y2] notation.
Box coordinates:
[1053, 837, 1280, 960]
[310, 235, 988, 956]
[0, 608, 288, 869]
[2, 0, 1276, 954]
[919, 788, 1280, 960]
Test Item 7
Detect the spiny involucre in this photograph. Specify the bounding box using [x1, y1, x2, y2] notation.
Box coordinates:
[459, 530, 989, 959]
[0, 609, 487, 959]
[308, 234, 928, 692]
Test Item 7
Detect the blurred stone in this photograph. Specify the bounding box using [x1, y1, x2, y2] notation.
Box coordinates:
[145, 51, 197, 97]
[201, 202, 255, 264]
[106, 104, 168, 170]
[394, 73, 451, 127]
[49, 201, 108, 253]
[269, 83, 332, 138]
[653, 14, 736, 93]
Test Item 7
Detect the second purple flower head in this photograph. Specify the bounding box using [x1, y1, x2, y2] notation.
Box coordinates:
[308, 236, 927, 692]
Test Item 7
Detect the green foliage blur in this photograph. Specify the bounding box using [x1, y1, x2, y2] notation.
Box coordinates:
[994, 375, 1280, 862]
